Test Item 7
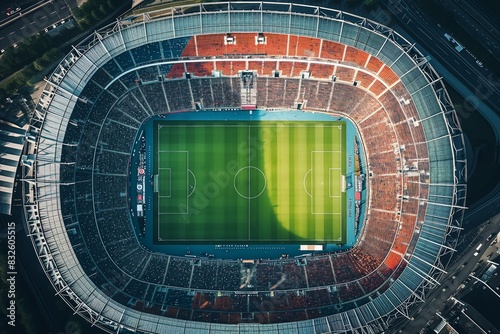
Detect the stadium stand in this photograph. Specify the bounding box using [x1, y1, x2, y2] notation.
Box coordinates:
[137, 66, 160, 82]
[247, 60, 262, 74]
[262, 60, 277, 75]
[369, 79, 388, 97]
[305, 257, 335, 287]
[295, 36, 321, 57]
[102, 58, 122, 78]
[355, 70, 376, 89]
[344, 46, 370, 67]
[186, 61, 214, 77]
[131, 42, 163, 64]
[320, 40, 345, 60]
[162, 80, 192, 110]
[106, 79, 128, 98]
[334, 66, 356, 83]
[114, 51, 136, 71]
[116, 93, 150, 121]
[190, 78, 215, 109]
[139, 84, 169, 114]
[96, 151, 130, 175]
[190, 261, 218, 289]
[301, 80, 332, 111]
[231, 60, 247, 75]
[379, 65, 400, 86]
[365, 55, 385, 74]
[215, 60, 231, 76]
[309, 62, 334, 79]
[291, 61, 308, 77]
[164, 258, 192, 288]
[91, 68, 113, 88]
[264, 33, 289, 55]
[161, 37, 191, 58]
[166, 63, 186, 79]
[278, 60, 293, 77]
[329, 83, 371, 114]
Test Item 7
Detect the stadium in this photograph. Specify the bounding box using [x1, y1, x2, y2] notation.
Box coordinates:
[22, 2, 467, 333]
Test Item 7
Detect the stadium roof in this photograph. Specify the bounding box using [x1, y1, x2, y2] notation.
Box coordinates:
[0, 96, 30, 215]
[0, 120, 25, 214]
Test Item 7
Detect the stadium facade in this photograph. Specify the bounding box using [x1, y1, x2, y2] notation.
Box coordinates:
[22, 2, 466, 333]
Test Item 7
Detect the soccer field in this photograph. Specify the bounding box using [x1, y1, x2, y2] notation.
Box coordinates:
[153, 120, 346, 243]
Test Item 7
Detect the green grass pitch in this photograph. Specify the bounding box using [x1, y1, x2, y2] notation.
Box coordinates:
[153, 120, 346, 244]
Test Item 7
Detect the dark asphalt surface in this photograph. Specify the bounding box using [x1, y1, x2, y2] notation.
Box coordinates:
[435, 0, 500, 60]
[0, 0, 74, 50]
[382, 0, 500, 116]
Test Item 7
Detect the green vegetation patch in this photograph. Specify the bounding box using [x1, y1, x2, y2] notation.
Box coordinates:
[153, 120, 347, 244]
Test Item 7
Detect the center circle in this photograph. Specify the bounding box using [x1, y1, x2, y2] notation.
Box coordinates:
[233, 166, 267, 199]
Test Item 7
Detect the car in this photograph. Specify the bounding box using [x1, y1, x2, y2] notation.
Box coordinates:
[6, 7, 21, 16]
[476, 60, 483, 67]
[0, 49, 5, 54]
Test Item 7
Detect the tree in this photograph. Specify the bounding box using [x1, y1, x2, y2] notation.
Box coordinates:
[345, 0, 362, 8]
[32, 48, 60, 72]
[72, 7, 84, 20]
[17, 65, 36, 85]
[44, 48, 61, 62]
[108, 0, 122, 9]
[33, 58, 47, 72]
[99, 3, 109, 15]
[91, 9, 104, 21]
[363, 0, 378, 9]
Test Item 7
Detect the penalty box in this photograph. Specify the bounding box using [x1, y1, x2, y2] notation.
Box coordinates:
[155, 151, 189, 214]
[311, 151, 344, 215]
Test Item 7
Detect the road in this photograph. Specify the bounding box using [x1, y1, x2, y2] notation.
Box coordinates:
[394, 217, 500, 333]
[0, 0, 34, 20]
[382, 0, 500, 120]
[0, 0, 74, 51]
[467, 0, 500, 35]
[464, 182, 500, 228]
[435, 0, 500, 61]
[387, 177, 500, 334]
